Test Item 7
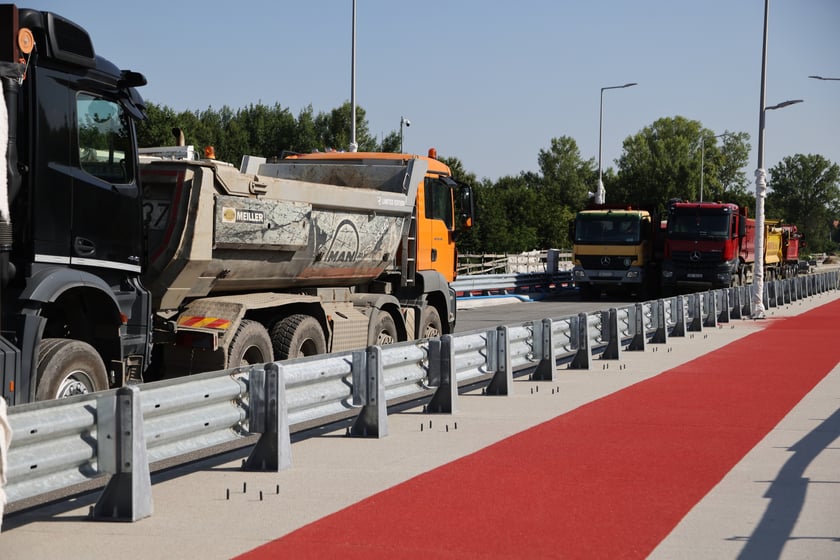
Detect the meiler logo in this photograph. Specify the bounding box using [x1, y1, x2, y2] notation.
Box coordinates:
[222, 207, 264, 224]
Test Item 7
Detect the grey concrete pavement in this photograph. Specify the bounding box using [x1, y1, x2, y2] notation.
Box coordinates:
[1, 291, 838, 559]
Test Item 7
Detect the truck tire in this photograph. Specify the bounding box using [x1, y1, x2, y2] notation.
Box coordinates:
[35, 339, 109, 401]
[419, 306, 443, 339]
[271, 314, 327, 360]
[227, 320, 273, 368]
[370, 311, 398, 346]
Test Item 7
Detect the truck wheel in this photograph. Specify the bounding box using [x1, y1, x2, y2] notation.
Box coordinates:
[227, 320, 273, 368]
[271, 314, 327, 360]
[419, 306, 443, 339]
[35, 339, 109, 401]
[370, 311, 398, 346]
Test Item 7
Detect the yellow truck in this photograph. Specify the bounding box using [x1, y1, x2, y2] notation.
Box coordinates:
[571, 205, 662, 300]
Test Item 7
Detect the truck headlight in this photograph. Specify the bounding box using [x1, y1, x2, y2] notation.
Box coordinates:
[574, 269, 586, 278]
[662, 270, 674, 278]
[626, 271, 639, 278]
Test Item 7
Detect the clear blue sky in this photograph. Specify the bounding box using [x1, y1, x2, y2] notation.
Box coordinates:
[32, 0, 840, 185]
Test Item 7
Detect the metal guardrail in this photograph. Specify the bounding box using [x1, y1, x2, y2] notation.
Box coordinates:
[452, 271, 574, 297]
[5, 271, 838, 520]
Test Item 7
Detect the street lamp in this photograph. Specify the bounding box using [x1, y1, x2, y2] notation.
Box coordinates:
[399, 116, 411, 153]
[349, 0, 358, 152]
[596, 82, 637, 204]
[752, 0, 804, 320]
[808, 75, 840, 81]
[753, 99, 801, 318]
[699, 132, 731, 202]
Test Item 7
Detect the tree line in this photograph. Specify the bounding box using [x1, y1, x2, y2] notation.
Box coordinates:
[137, 102, 840, 254]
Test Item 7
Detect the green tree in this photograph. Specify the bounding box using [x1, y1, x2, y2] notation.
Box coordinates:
[766, 154, 840, 253]
[380, 131, 401, 153]
[535, 136, 596, 248]
[710, 131, 751, 201]
[613, 116, 702, 208]
[313, 102, 378, 152]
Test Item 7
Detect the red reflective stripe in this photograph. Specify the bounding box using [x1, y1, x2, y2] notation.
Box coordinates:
[177, 316, 232, 330]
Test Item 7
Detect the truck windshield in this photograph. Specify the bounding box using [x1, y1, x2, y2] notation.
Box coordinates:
[667, 212, 730, 239]
[574, 215, 641, 245]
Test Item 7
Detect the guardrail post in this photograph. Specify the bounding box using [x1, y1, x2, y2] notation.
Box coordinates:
[601, 309, 622, 360]
[704, 290, 718, 328]
[650, 301, 668, 344]
[569, 313, 592, 368]
[351, 346, 388, 437]
[486, 326, 513, 395]
[742, 285, 753, 318]
[532, 318, 557, 381]
[427, 335, 457, 413]
[769, 280, 779, 308]
[627, 304, 646, 351]
[670, 296, 686, 337]
[92, 385, 152, 522]
[719, 289, 731, 323]
[687, 293, 703, 332]
[243, 363, 291, 471]
[729, 286, 740, 319]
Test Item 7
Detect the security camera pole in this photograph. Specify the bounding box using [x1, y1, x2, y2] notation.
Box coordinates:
[400, 116, 410, 153]
[596, 82, 637, 204]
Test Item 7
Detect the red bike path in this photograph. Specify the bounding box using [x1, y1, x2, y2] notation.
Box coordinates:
[236, 298, 840, 560]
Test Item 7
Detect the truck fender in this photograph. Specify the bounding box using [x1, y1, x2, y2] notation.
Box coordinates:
[415, 270, 456, 333]
[21, 265, 124, 310]
[18, 266, 125, 402]
[350, 293, 408, 344]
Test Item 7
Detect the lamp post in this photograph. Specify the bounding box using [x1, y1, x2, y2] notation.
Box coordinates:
[399, 116, 410, 153]
[752, 0, 805, 319]
[596, 82, 637, 204]
[753, 99, 801, 319]
[808, 75, 840, 81]
[700, 132, 730, 202]
[348, 0, 358, 152]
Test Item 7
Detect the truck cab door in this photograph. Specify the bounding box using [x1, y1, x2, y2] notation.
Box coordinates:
[70, 93, 142, 272]
[417, 176, 458, 282]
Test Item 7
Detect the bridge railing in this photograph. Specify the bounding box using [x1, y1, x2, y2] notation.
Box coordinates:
[5, 271, 838, 520]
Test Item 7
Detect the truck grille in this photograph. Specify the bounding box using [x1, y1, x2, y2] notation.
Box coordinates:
[670, 250, 723, 271]
[578, 255, 632, 271]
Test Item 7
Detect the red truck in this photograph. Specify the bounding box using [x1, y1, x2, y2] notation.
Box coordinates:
[660, 201, 755, 292]
[660, 201, 802, 293]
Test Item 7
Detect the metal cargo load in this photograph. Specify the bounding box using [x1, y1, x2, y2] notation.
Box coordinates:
[141, 156, 428, 312]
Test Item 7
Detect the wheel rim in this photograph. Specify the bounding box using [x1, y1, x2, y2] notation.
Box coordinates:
[55, 370, 95, 398]
[298, 338, 319, 356]
[376, 331, 394, 345]
[240, 345, 266, 366]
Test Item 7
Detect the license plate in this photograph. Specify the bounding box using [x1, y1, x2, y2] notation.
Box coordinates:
[687, 273, 703, 279]
[599, 271, 613, 277]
